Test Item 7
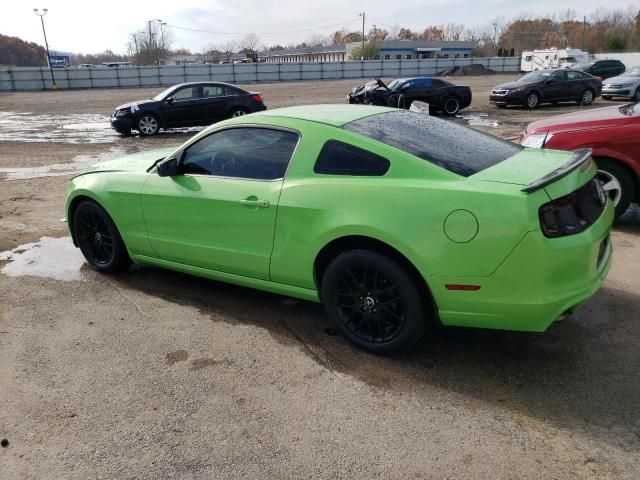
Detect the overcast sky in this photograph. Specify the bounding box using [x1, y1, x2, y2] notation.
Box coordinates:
[2, 0, 637, 54]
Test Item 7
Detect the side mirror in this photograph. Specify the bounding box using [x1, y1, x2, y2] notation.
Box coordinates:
[545, 77, 557, 83]
[166, 97, 174, 104]
[157, 156, 180, 177]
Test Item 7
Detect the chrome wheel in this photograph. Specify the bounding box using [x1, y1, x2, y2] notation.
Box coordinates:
[581, 90, 594, 105]
[596, 169, 622, 206]
[526, 93, 539, 109]
[138, 115, 159, 135]
[231, 109, 246, 118]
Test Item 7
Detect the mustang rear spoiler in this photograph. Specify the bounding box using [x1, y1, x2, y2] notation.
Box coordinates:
[521, 148, 593, 193]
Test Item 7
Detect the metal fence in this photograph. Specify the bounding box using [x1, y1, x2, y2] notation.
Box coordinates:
[0, 57, 520, 92]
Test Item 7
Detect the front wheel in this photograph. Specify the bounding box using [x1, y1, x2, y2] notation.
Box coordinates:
[595, 158, 635, 220]
[442, 96, 461, 116]
[524, 92, 539, 109]
[137, 114, 160, 136]
[320, 250, 426, 355]
[73, 201, 130, 273]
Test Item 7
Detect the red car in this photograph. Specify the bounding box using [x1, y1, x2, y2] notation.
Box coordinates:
[520, 102, 640, 219]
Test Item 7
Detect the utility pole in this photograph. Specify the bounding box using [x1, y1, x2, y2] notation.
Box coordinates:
[33, 8, 57, 89]
[582, 16, 586, 51]
[359, 12, 366, 60]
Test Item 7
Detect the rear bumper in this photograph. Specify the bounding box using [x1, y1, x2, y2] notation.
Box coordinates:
[430, 201, 614, 331]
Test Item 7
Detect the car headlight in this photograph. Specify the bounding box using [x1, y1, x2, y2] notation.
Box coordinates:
[521, 132, 551, 148]
[114, 108, 130, 117]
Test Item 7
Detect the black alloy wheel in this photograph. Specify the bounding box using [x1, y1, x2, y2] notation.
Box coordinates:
[321, 250, 426, 354]
[73, 201, 130, 272]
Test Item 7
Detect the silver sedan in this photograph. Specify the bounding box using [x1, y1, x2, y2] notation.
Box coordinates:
[602, 67, 640, 101]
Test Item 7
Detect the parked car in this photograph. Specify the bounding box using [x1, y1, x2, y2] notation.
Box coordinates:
[520, 102, 640, 219]
[67, 105, 613, 354]
[602, 67, 640, 101]
[490, 69, 602, 109]
[110, 82, 266, 136]
[572, 60, 626, 80]
[348, 77, 472, 115]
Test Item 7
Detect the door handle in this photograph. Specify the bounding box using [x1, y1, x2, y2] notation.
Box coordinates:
[239, 197, 269, 208]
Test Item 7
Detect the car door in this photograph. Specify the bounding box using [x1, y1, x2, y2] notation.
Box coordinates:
[566, 70, 587, 98]
[199, 84, 229, 124]
[401, 78, 433, 105]
[541, 70, 567, 101]
[140, 126, 299, 280]
[160, 85, 203, 127]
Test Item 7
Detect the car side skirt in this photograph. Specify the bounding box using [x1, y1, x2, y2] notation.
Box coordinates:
[130, 253, 321, 302]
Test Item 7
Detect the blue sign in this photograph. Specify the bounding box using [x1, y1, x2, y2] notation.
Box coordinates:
[48, 55, 70, 68]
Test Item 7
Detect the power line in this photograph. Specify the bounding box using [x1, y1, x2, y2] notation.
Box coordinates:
[164, 18, 361, 36]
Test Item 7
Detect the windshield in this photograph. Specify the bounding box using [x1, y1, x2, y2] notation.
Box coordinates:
[343, 111, 523, 177]
[517, 71, 550, 83]
[620, 103, 640, 116]
[573, 63, 594, 70]
[386, 79, 400, 90]
[152, 86, 177, 101]
[624, 67, 640, 77]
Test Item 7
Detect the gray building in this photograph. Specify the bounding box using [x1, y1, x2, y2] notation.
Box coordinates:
[259, 40, 474, 63]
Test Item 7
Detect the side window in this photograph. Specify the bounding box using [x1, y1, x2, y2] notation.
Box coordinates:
[567, 71, 583, 80]
[181, 128, 298, 180]
[314, 140, 390, 176]
[172, 86, 198, 101]
[202, 85, 225, 98]
[549, 71, 566, 81]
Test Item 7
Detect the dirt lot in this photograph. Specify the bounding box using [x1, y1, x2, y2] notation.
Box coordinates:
[1, 76, 639, 479]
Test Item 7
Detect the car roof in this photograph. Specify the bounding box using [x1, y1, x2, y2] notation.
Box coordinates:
[170, 81, 243, 89]
[249, 104, 393, 127]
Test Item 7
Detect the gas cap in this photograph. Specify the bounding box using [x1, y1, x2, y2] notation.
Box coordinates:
[444, 209, 479, 243]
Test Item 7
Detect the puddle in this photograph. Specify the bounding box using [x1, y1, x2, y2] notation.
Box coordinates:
[457, 113, 503, 128]
[0, 146, 134, 180]
[0, 236, 88, 282]
[0, 111, 119, 143]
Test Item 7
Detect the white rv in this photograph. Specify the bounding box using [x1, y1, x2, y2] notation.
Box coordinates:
[520, 48, 589, 72]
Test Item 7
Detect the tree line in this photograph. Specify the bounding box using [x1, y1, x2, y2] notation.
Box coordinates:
[2, 6, 638, 67]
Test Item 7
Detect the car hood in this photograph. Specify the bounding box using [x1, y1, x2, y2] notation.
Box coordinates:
[471, 148, 577, 187]
[494, 81, 534, 90]
[603, 74, 640, 85]
[525, 105, 634, 133]
[79, 147, 176, 175]
[114, 99, 157, 111]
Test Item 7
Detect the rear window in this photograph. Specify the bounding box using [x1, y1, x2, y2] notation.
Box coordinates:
[343, 111, 523, 177]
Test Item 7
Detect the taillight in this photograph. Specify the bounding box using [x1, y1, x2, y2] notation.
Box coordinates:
[539, 178, 606, 238]
[252, 93, 263, 102]
[595, 76, 603, 82]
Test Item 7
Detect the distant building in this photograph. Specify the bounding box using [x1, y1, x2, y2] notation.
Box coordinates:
[259, 40, 474, 63]
[166, 54, 204, 65]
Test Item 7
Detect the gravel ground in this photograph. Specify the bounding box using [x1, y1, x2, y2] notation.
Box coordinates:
[1, 76, 639, 479]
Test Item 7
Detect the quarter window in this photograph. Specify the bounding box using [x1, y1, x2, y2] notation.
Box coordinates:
[181, 128, 298, 180]
[314, 140, 390, 176]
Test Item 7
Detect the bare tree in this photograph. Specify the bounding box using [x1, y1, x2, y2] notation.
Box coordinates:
[219, 41, 237, 61]
[238, 34, 260, 54]
[128, 21, 173, 65]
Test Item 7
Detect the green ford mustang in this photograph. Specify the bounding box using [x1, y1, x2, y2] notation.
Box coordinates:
[66, 105, 614, 354]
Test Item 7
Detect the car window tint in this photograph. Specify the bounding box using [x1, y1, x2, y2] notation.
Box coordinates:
[344, 111, 522, 177]
[202, 85, 225, 98]
[549, 71, 566, 81]
[567, 71, 584, 80]
[181, 128, 298, 180]
[173, 86, 198, 101]
[314, 140, 390, 176]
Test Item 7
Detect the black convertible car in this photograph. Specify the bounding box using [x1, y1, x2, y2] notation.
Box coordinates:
[347, 77, 472, 115]
[490, 69, 602, 109]
[110, 82, 266, 136]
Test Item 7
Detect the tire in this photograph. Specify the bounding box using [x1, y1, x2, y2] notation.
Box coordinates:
[137, 114, 160, 136]
[496, 104, 507, 109]
[524, 91, 539, 109]
[594, 158, 635, 220]
[229, 108, 248, 118]
[580, 89, 595, 105]
[73, 201, 130, 273]
[442, 96, 461, 116]
[320, 250, 426, 355]
[602, 95, 612, 100]
[634, 87, 640, 102]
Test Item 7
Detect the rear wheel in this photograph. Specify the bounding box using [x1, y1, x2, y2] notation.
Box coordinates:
[580, 89, 595, 105]
[73, 201, 130, 273]
[229, 108, 248, 118]
[442, 96, 461, 116]
[320, 250, 426, 355]
[524, 92, 539, 109]
[595, 158, 635, 220]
